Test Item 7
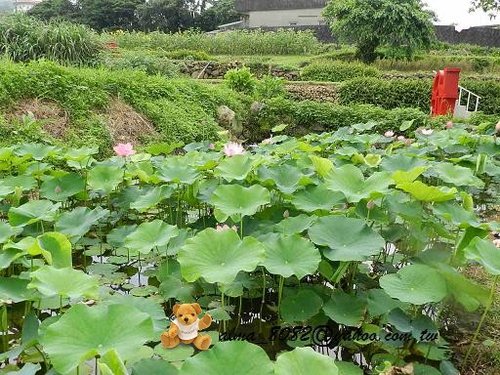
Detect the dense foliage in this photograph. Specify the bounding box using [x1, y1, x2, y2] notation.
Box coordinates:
[0, 14, 101, 66]
[0, 122, 498, 373]
[301, 61, 381, 82]
[324, 0, 435, 63]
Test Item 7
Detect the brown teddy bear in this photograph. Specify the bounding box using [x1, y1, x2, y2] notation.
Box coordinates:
[160, 303, 212, 351]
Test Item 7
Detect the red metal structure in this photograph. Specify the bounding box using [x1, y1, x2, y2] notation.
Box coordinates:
[431, 68, 461, 117]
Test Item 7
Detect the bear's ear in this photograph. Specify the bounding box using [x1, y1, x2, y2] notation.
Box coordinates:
[191, 303, 202, 315]
[172, 303, 181, 315]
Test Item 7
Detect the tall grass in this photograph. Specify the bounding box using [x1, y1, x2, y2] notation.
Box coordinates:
[108, 29, 321, 55]
[0, 14, 101, 66]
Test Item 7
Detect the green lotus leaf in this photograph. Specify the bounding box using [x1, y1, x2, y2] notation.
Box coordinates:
[381, 155, 426, 173]
[0, 277, 36, 304]
[8, 200, 61, 227]
[159, 275, 195, 302]
[431, 162, 484, 188]
[0, 247, 25, 269]
[106, 225, 138, 247]
[87, 165, 123, 194]
[40, 303, 154, 374]
[98, 349, 128, 375]
[275, 214, 318, 235]
[0, 222, 22, 244]
[308, 216, 385, 261]
[380, 264, 448, 304]
[14, 143, 57, 160]
[258, 164, 303, 194]
[156, 158, 200, 184]
[274, 347, 338, 374]
[40, 173, 85, 201]
[154, 343, 195, 361]
[178, 228, 265, 284]
[414, 364, 442, 375]
[291, 185, 345, 212]
[210, 184, 270, 218]
[396, 181, 457, 202]
[28, 266, 99, 299]
[55, 207, 109, 242]
[215, 154, 254, 182]
[464, 237, 500, 275]
[392, 166, 428, 185]
[336, 361, 364, 375]
[130, 185, 173, 212]
[0, 175, 37, 192]
[323, 291, 367, 327]
[2, 363, 41, 374]
[124, 220, 179, 254]
[352, 121, 377, 132]
[30, 232, 72, 268]
[281, 289, 323, 322]
[309, 155, 334, 177]
[325, 165, 391, 203]
[366, 289, 406, 316]
[132, 359, 179, 375]
[262, 234, 320, 279]
[181, 341, 273, 375]
[433, 202, 481, 228]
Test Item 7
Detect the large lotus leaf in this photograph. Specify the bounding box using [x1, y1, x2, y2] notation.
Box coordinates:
[262, 234, 320, 279]
[159, 275, 195, 302]
[107, 225, 138, 247]
[156, 158, 200, 184]
[336, 362, 364, 375]
[431, 162, 484, 188]
[8, 200, 61, 227]
[281, 289, 323, 322]
[0, 277, 36, 304]
[380, 264, 448, 305]
[132, 359, 179, 375]
[323, 291, 367, 327]
[309, 155, 334, 177]
[308, 216, 385, 261]
[40, 303, 154, 374]
[210, 184, 270, 218]
[396, 181, 457, 202]
[366, 289, 406, 316]
[0, 222, 22, 244]
[130, 185, 173, 212]
[257, 164, 303, 194]
[87, 165, 123, 194]
[291, 185, 345, 212]
[392, 166, 428, 185]
[464, 237, 500, 275]
[0, 247, 25, 269]
[215, 154, 254, 182]
[432, 202, 481, 228]
[40, 173, 85, 201]
[124, 220, 179, 254]
[181, 341, 273, 375]
[29, 232, 72, 268]
[274, 347, 338, 374]
[275, 214, 317, 235]
[14, 143, 57, 160]
[28, 266, 99, 299]
[55, 207, 109, 242]
[381, 155, 426, 172]
[0, 175, 37, 192]
[325, 165, 390, 203]
[98, 349, 127, 375]
[178, 228, 265, 285]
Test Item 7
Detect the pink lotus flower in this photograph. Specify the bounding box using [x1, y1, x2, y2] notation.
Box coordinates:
[223, 142, 245, 157]
[397, 136, 406, 142]
[216, 224, 238, 232]
[384, 131, 395, 138]
[421, 129, 434, 136]
[208, 143, 215, 150]
[262, 137, 273, 145]
[496, 121, 500, 134]
[113, 143, 136, 157]
[445, 121, 454, 129]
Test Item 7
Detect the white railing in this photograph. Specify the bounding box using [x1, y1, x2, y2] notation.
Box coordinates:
[458, 85, 481, 113]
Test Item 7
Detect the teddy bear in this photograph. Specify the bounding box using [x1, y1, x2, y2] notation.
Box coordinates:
[160, 303, 213, 351]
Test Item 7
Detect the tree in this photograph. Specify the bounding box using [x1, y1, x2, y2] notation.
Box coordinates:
[77, 0, 144, 30]
[195, 0, 239, 31]
[28, 0, 79, 22]
[137, 0, 193, 32]
[471, 0, 499, 14]
[323, 0, 435, 63]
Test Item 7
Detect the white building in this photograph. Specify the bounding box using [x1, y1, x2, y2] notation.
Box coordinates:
[235, 0, 328, 28]
[13, 0, 42, 12]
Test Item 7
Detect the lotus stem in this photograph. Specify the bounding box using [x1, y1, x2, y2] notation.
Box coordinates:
[221, 291, 226, 332]
[278, 276, 284, 317]
[462, 275, 498, 370]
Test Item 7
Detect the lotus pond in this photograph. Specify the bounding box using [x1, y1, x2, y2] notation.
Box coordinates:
[0, 122, 498, 375]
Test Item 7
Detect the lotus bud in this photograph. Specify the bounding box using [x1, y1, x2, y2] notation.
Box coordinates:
[283, 210, 290, 218]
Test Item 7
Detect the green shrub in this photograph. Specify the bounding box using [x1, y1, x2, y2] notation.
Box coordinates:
[461, 79, 500, 115]
[111, 29, 321, 55]
[0, 14, 101, 66]
[255, 75, 286, 100]
[224, 68, 257, 95]
[162, 49, 212, 61]
[102, 52, 180, 77]
[301, 61, 380, 82]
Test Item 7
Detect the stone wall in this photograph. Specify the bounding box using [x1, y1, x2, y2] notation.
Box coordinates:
[244, 25, 500, 47]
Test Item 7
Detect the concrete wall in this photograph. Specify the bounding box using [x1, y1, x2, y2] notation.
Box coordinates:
[246, 9, 325, 28]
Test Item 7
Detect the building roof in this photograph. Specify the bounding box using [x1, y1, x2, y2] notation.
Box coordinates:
[235, 0, 327, 12]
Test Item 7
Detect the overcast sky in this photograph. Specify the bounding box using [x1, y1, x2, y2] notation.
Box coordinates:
[425, 0, 498, 30]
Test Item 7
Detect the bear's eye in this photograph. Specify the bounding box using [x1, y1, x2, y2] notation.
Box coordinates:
[191, 313, 195, 316]
[179, 314, 183, 317]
